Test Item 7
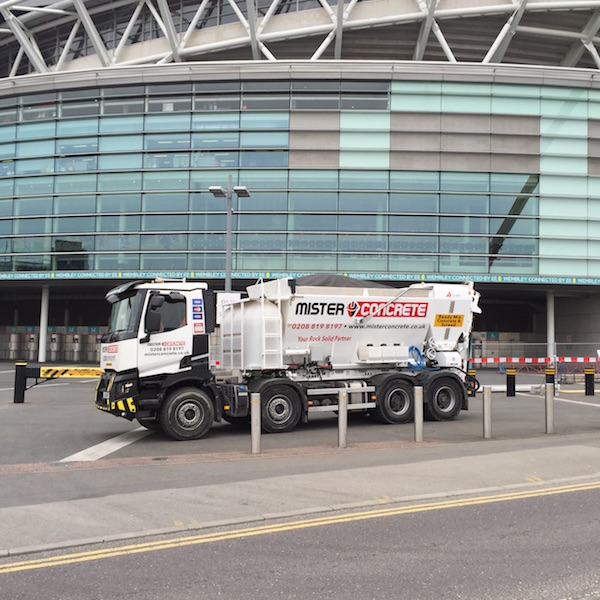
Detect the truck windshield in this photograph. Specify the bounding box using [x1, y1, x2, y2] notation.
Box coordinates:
[105, 290, 146, 342]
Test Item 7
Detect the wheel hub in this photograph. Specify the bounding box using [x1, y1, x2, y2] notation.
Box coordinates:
[267, 397, 291, 422]
[177, 401, 202, 428]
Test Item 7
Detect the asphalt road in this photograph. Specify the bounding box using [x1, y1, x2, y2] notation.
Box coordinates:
[1, 481, 600, 599]
[2, 361, 600, 600]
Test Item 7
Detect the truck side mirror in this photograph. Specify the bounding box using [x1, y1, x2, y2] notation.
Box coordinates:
[145, 310, 161, 334]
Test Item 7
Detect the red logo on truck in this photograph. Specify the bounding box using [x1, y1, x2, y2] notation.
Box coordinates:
[348, 301, 428, 318]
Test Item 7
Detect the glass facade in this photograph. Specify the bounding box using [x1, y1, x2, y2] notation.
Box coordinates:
[0, 74, 598, 283]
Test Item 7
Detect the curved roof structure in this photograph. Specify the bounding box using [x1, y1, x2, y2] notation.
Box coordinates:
[2, 0, 600, 78]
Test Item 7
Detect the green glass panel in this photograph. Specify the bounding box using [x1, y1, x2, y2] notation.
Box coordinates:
[391, 172, 439, 192]
[99, 115, 144, 133]
[55, 173, 97, 193]
[390, 215, 437, 233]
[98, 172, 142, 191]
[142, 214, 188, 231]
[289, 170, 337, 189]
[94, 254, 140, 270]
[96, 216, 141, 234]
[389, 254, 438, 273]
[16, 139, 54, 157]
[99, 135, 143, 151]
[140, 253, 187, 270]
[240, 112, 289, 129]
[53, 216, 95, 233]
[288, 233, 336, 251]
[289, 191, 337, 211]
[140, 233, 187, 250]
[99, 154, 143, 170]
[288, 214, 337, 232]
[57, 118, 98, 135]
[391, 81, 442, 112]
[142, 170, 189, 190]
[55, 195, 95, 214]
[192, 113, 240, 130]
[97, 194, 141, 212]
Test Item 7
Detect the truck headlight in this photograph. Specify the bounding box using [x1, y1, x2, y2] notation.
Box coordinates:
[118, 380, 135, 396]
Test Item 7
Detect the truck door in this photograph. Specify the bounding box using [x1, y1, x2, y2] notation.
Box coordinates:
[138, 292, 192, 378]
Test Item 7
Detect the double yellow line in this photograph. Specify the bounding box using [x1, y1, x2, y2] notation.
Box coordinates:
[3, 479, 600, 574]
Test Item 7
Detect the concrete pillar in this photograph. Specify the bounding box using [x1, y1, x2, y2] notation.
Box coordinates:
[39, 286, 49, 363]
[546, 291, 555, 360]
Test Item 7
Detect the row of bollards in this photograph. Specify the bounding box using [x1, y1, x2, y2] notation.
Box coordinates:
[249, 373, 577, 455]
[505, 366, 595, 397]
[250, 387, 428, 455]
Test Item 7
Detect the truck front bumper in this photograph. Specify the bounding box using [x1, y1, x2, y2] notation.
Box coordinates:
[95, 370, 139, 421]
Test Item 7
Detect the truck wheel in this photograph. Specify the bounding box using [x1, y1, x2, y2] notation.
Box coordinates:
[261, 385, 302, 433]
[137, 417, 161, 431]
[371, 379, 414, 424]
[424, 377, 463, 421]
[160, 388, 214, 440]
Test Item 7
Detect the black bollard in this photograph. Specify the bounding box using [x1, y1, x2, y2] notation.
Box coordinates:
[585, 367, 595, 396]
[506, 368, 516, 397]
[14, 362, 27, 404]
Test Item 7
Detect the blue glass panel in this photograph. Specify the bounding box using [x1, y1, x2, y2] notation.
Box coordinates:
[439, 236, 487, 253]
[338, 253, 387, 272]
[238, 233, 286, 251]
[99, 115, 144, 133]
[240, 150, 287, 167]
[287, 253, 337, 271]
[12, 237, 51, 252]
[339, 234, 387, 251]
[96, 216, 141, 234]
[52, 235, 94, 252]
[97, 194, 141, 212]
[440, 194, 488, 215]
[17, 139, 54, 157]
[389, 254, 438, 273]
[188, 253, 226, 270]
[99, 135, 143, 152]
[13, 196, 52, 216]
[12, 254, 51, 270]
[144, 153, 190, 169]
[289, 191, 336, 211]
[0, 162, 14, 178]
[143, 193, 188, 212]
[57, 118, 98, 135]
[440, 217, 488, 234]
[441, 172, 489, 192]
[98, 172, 142, 191]
[141, 214, 188, 231]
[240, 112, 289, 129]
[339, 192, 387, 212]
[56, 155, 97, 172]
[0, 142, 15, 159]
[56, 138, 99, 155]
[94, 254, 140, 270]
[145, 114, 191, 131]
[140, 253, 187, 269]
[99, 154, 143, 170]
[237, 253, 286, 270]
[13, 217, 52, 235]
[243, 191, 285, 211]
[0, 198, 11, 216]
[288, 233, 336, 251]
[55, 173, 97, 193]
[0, 124, 16, 142]
[289, 170, 337, 189]
[53, 216, 95, 234]
[189, 233, 226, 250]
[490, 195, 538, 217]
[340, 170, 388, 190]
[339, 214, 387, 232]
[143, 171, 189, 190]
[190, 191, 229, 213]
[390, 193, 438, 213]
[16, 157, 54, 175]
[192, 132, 239, 149]
[390, 171, 440, 191]
[189, 213, 227, 232]
[491, 173, 539, 194]
[238, 169, 288, 189]
[192, 113, 240, 130]
[55, 195, 95, 214]
[140, 233, 187, 251]
[15, 176, 53, 195]
[389, 215, 437, 233]
[144, 133, 191, 151]
[191, 151, 238, 168]
[238, 213, 286, 231]
[288, 214, 337, 232]
[240, 131, 289, 148]
[17, 121, 55, 139]
[389, 235, 438, 252]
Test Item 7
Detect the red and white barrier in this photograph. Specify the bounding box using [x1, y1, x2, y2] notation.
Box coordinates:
[470, 356, 600, 364]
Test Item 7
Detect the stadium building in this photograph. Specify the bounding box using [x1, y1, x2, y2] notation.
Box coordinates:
[0, 0, 599, 363]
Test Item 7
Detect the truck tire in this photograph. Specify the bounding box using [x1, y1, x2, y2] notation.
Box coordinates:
[137, 417, 161, 431]
[424, 377, 463, 421]
[160, 387, 214, 440]
[261, 385, 302, 433]
[371, 379, 414, 424]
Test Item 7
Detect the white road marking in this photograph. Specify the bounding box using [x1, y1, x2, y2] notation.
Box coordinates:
[59, 427, 152, 462]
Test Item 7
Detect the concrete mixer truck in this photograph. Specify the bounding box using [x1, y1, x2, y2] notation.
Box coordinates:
[95, 275, 481, 440]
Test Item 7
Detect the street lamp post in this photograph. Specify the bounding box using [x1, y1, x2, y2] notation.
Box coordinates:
[209, 174, 250, 293]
